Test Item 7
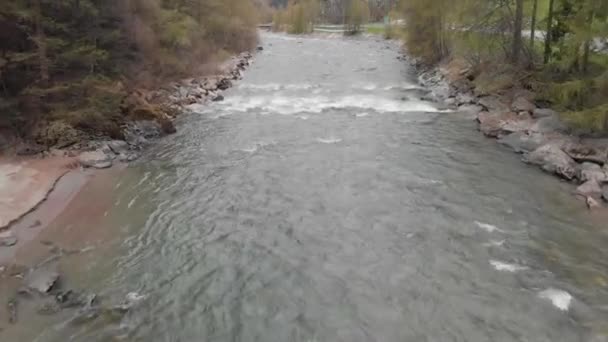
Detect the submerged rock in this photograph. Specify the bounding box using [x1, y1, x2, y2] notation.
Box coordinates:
[0, 230, 18, 247]
[25, 267, 59, 294]
[524, 143, 578, 180]
[212, 94, 224, 102]
[587, 196, 601, 209]
[7, 298, 17, 323]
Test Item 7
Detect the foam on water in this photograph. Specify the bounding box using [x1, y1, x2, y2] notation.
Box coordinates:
[475, 221, 502, 233]
[490, 260, 529, 272]
[238, 83, 317, 91]
[317, 137, 342, 144]
[483, 240, 505, 247]
[538, 288, 573, 311]
[217, 95, 440, 115]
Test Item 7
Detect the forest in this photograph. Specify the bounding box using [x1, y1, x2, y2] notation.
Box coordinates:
[0, 0, 261, 147]
[401, 0, 608, 133]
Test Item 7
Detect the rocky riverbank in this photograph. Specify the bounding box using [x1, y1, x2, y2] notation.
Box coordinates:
[0, 51, 254, 229]
[411, 58, 608, 209]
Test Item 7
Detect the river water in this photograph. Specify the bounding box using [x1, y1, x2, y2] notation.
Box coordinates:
[6, 33, 608, 341]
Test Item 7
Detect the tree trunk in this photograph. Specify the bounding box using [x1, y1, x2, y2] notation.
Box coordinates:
[530, 0, 538, 50]
[543, 0, 555, 64]
[512, 0, 524, 64]
[582, 10, 594, 74]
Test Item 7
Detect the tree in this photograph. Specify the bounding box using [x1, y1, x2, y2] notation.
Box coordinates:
[511, 0, 524, 63]
[530, 0, 538, 51]
[544, 0, 556, 64]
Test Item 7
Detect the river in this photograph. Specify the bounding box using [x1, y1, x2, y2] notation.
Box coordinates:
[3, 33, 608, 341]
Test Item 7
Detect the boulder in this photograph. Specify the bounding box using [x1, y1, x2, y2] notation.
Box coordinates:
[107, 140, 129, 155]
[478, 96, 510, 112]
[602, 187, 608, 202]
[202, 78, 219, 91]
[158, 118, 176, 135]
[530, 115, 568, 133]
[78, 150, 112, 169]
[576, 180, 603, 196]
[26, 267, 59, 294]
[578, 162, 608, 183]
[125, 120, 161, 140]
[477, 111, 532, 137]
[533, 108, 558, 118]
[456, 93, 475, 105]
[498, 132, 546, 153]
[512, 97, 536, 112]
[563, 143, 607, 165]
[212, 94, 225, 102]
[217, 78, 232, 91]
[523, 143, 578, 180]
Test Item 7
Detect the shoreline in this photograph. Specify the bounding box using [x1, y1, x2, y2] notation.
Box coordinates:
[409, 56, 608, 210]
[0, 50, 255, 263]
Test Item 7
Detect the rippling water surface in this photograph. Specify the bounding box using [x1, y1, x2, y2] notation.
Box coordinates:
[16, 33, 608, 341]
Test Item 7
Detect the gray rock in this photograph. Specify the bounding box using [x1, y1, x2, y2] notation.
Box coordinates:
[256, 46, 264, 51]
[587, 196, 601, 209]
[498, 132, 546, 153]
[124, 121, 162, 148]
[456, 93, 475, 105]
[563, 143, 608, 165]
[512, 97, 536, 112]
[78, 150, 112, 169]
[0, 230, 18, 247]
[576, 180, 603, 196]
[533, 108, 558, 118]
[478, 96, 509, 112]
[579, 162, 608, 183]
[26, 267, 59, 294]
[212, 94, 224, 102]
[524, 143, 578, 180]
[478, 111, 532, 137]
[107, 140, 129, 155]
[530, 115, 568, 133]
[217, 78, 232, 91]
[602, 187, 608, 202]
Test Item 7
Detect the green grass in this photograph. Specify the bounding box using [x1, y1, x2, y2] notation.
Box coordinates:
[366, 25, 385, 35]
